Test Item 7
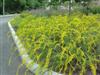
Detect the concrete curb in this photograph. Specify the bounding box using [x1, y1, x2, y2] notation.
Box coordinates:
[0, 14, 19, 18]
[8, 21, 63, 75]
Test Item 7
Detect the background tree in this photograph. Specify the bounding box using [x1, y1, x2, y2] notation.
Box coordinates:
[0, 0, 95, 15]
[18, 0, 46, 9]
[75, 0, 92, 3]
[75, 0, 93, 15]
[0, 0, 3, 14]
[0, 0, 47, 14]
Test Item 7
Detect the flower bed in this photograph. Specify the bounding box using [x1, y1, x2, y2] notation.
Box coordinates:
[11, 13, 100, 75]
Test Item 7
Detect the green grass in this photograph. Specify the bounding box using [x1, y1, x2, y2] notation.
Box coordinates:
[11, 13, 100, 75]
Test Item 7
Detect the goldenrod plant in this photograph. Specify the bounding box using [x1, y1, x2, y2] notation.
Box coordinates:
[11, 13, 100, 75]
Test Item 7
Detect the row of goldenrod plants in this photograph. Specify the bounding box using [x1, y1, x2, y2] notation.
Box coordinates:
[11, 13, 100, 75]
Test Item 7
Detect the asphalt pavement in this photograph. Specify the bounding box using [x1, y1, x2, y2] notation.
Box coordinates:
[0, 15, 33, 75]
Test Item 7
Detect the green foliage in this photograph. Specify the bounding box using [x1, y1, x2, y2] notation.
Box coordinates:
[89, 6, 100, 14]
[75, 0, 92, 3]
[0, 0, 2, 14]
[79, 6, 100, 15]
[11, 13, 100, 75]
[48, 0, 68, 9]
[74, 0, 93, 15]
[0, 0, 47, 14]
[19, 0, 26, 7]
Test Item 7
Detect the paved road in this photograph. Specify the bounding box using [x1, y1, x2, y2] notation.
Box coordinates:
[0, 15, 33, 75]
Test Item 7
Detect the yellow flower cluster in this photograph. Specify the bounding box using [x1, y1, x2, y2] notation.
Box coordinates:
[11, 13, 100, 75]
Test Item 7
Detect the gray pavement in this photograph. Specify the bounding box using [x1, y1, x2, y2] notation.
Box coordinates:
[0, 15, 33, 75]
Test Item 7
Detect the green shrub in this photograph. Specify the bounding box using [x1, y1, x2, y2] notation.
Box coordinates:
[79, 6, 100, 15]
[11, 14, 100, 75]
[89, 6, 100, 14]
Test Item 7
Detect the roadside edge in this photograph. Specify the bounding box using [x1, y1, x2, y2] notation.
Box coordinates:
[8, 21, 62, 75]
